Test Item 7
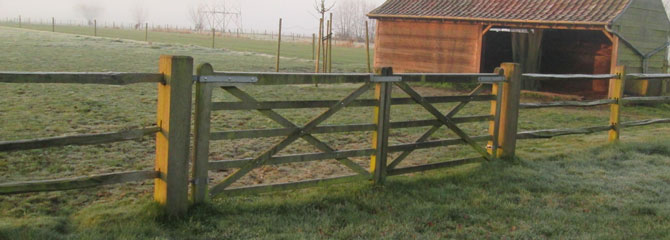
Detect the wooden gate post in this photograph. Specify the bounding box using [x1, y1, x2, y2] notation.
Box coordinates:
[608, 66, 625, 143]
[371, 67, 392, 185]
[191, 63, 214, 204]
[497, 63, 522, 159]
[155, 55, 193, 215]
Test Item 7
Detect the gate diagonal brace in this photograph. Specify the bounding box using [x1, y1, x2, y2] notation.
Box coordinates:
[387, 84, 487, 170]
[394, 82, 493, 162]
[209, 84, 372, 194]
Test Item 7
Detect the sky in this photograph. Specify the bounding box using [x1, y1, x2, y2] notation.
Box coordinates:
[0, 0, 386, 34]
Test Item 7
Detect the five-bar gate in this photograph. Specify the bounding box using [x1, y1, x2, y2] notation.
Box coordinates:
[190, 63, 520, 203]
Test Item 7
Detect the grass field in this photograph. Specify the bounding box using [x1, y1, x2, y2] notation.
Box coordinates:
[1, 25, 670, 239]
[0, 22, 372, 73]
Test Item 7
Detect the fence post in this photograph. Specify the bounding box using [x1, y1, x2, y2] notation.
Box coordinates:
[371, 67, 392, 185]
[608, 65, 625, 143]
[191, 63, 214, 204]
[52, 17, 55, 32]
[155, 55, 193, 215]
[497, 63, 522, 159]
[94, 19, 97, 36]
[145, 23, 149, 42]
[276, 18, 282, 72]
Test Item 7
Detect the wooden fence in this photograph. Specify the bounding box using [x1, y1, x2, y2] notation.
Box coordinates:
[1, 56, 669, 216]
[517, 67, 670, 142]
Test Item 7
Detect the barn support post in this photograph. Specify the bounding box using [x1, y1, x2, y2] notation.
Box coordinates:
[155, 55, 193, 216]
[370, 67, 393, 185]
[608, 65, 625, 143]
[497, 63, 522, 159]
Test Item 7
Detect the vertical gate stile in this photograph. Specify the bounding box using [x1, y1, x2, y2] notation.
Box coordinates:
[371, 67, 393, 185]
[192, 63, 215, 204]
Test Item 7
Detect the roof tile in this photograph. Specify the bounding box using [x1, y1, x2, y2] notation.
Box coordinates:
[369, 0, 631, 24]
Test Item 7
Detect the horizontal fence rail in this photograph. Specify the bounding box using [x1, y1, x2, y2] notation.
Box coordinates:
[0, 72, 164, 85]
[0, 170, 158, 194]
[0, 127, 160, 152]
[523, 73, 619, 80]
[517, 118, 670, 140]
[520, 99, 616, 109]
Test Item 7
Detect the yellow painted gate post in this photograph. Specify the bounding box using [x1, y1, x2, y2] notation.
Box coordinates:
[497, 63, 522, 159]
[155, 55, 193, 215]
[608, 66, 625, 143]
[488, 67, 504, 158]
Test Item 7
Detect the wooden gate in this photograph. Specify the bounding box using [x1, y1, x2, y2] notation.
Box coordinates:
[190, 63, 519, 203]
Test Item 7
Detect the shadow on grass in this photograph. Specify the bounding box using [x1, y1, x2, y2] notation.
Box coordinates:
[3, 140, 670, 239]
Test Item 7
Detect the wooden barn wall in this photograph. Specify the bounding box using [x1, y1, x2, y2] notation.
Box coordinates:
[612, 0, 670, 95]
[374, 19, 482, 73]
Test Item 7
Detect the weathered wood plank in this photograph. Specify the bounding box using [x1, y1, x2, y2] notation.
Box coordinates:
[214, 174, 366, 196]
[519, 99, 616, 109]
[212, 95, 496, 110]
[522, 73, 619, 80]
[0, 170, 158, 194]
[387, 157, 484, 176]
[0, 127, 160, 152]
[0, 72, 163, 85]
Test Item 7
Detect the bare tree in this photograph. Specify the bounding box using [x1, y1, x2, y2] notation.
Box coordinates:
[75, 3, 103, 25]
[333, 0, 376, 41]
[132, 4, 149, 29]
[189, 3, 207, 32]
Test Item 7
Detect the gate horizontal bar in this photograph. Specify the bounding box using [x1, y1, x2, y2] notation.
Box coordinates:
[387, 157, 484, 176]
[210, 115, 493, 140]
[198, 75, 258, 84]
[213, 174, 366, 196]
[208, 72, 506, 85]
[212, 95, 495, 110]
[209, 148, 375, 169]
[209, 134, 491, 170]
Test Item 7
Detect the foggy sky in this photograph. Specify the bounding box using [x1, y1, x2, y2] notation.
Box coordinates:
[0, 0, 386, 34]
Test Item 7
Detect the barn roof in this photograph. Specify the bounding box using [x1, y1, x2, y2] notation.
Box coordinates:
[368, 0, 632, 26]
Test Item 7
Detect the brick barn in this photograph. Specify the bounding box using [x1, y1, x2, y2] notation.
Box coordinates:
[368, 0, 670, 96]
